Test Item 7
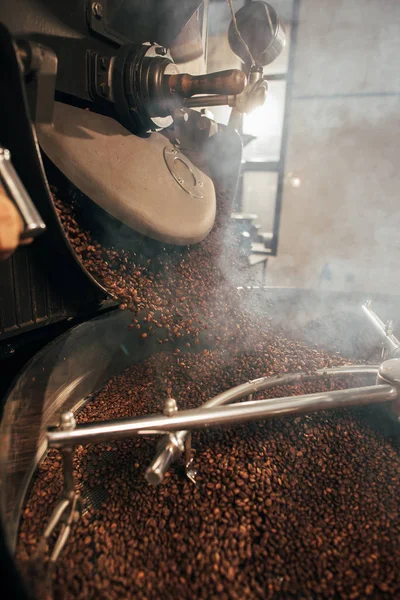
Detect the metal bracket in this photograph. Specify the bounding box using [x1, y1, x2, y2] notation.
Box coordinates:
[163, 146, 204, 199]
[16, 39, 58, 126]
[87, 50, 114, 102]
[86, 0, 131, 46]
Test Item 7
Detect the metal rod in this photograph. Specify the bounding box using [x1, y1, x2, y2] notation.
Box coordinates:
[206, 365, 379, 408]
[184, 94, 234, 108]
[48, 384, 396, 449]
[362, 302, 400, 355]
[201, 0, 210, 66]
[43, 498, 70, 539]
[61, 448, 75, 495]
[146, 365, 378, 484]
[145, 442, 178, 486]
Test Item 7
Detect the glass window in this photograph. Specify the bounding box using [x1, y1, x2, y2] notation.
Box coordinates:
[242, 81, 287, 162]
[242, 171, 278, 233]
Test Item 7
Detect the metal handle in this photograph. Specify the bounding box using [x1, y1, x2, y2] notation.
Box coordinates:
[0, 147, 46, 239]
[166, 69, 247, 98]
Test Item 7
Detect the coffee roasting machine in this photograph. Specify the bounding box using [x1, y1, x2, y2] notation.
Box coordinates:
[1, 1, 400, 599]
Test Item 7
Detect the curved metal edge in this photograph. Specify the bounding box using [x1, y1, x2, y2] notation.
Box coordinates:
[0, 308, 156, 551]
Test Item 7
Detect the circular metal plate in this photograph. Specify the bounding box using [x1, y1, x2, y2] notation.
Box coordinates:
[163, 146, 204, 199]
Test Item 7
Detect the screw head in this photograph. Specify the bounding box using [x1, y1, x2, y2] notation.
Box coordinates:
[164, 397, 178, 417]
[100, 56, 109, 70]
[155, 46, 167, 56]
[92, 2, 104, 18]
[60, 411, 76, 431]
[177, 177, 184, 185]
[99, 82, 110, 97]
[386, 320, 394, 335]
[198, 180, 204, 187]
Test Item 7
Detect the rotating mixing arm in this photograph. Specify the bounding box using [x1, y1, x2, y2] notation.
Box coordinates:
[46, 364, 397, 472]
[48, 366, 395, 453]
[35, 359, 400, 566]
[145, 365, 381, 486]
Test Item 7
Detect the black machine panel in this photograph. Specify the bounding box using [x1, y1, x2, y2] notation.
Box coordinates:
[1, 0, 202, 102]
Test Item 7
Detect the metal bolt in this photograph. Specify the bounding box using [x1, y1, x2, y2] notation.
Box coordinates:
[0, 148, 11, 160]
[172, 109, 189, 125]
[163, 397, 178, 417]
[170, 148, 177, 155]
[60, 411, 76, 431]
[99, 82, 110, 97]
[155, 46, 167, 56]
[92, 2, 104, 18]
[100, 56, 109, 70]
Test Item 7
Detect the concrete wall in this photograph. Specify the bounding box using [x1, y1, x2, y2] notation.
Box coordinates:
[267, 0, 400, 293]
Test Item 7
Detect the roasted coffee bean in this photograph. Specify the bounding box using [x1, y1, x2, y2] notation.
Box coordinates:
[51, 183, 252, 348]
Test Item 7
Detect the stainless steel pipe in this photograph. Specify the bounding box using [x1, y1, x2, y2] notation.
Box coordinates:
[145, 438, 181, 486]
[47, 383, 396, 450]
[184, 94, 234, 108]
[145, 366, 379, 484]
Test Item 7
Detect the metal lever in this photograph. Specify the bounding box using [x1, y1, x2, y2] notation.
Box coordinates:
[166, 69, 247, 98]
[0, 147, 46, 240]
[183, 68, 267, 123]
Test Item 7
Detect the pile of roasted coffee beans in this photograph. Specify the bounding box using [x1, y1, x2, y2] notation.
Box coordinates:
[52, 182, 252, 348]
[17, 348, 400, 600]
[15, 181, 400, 599]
